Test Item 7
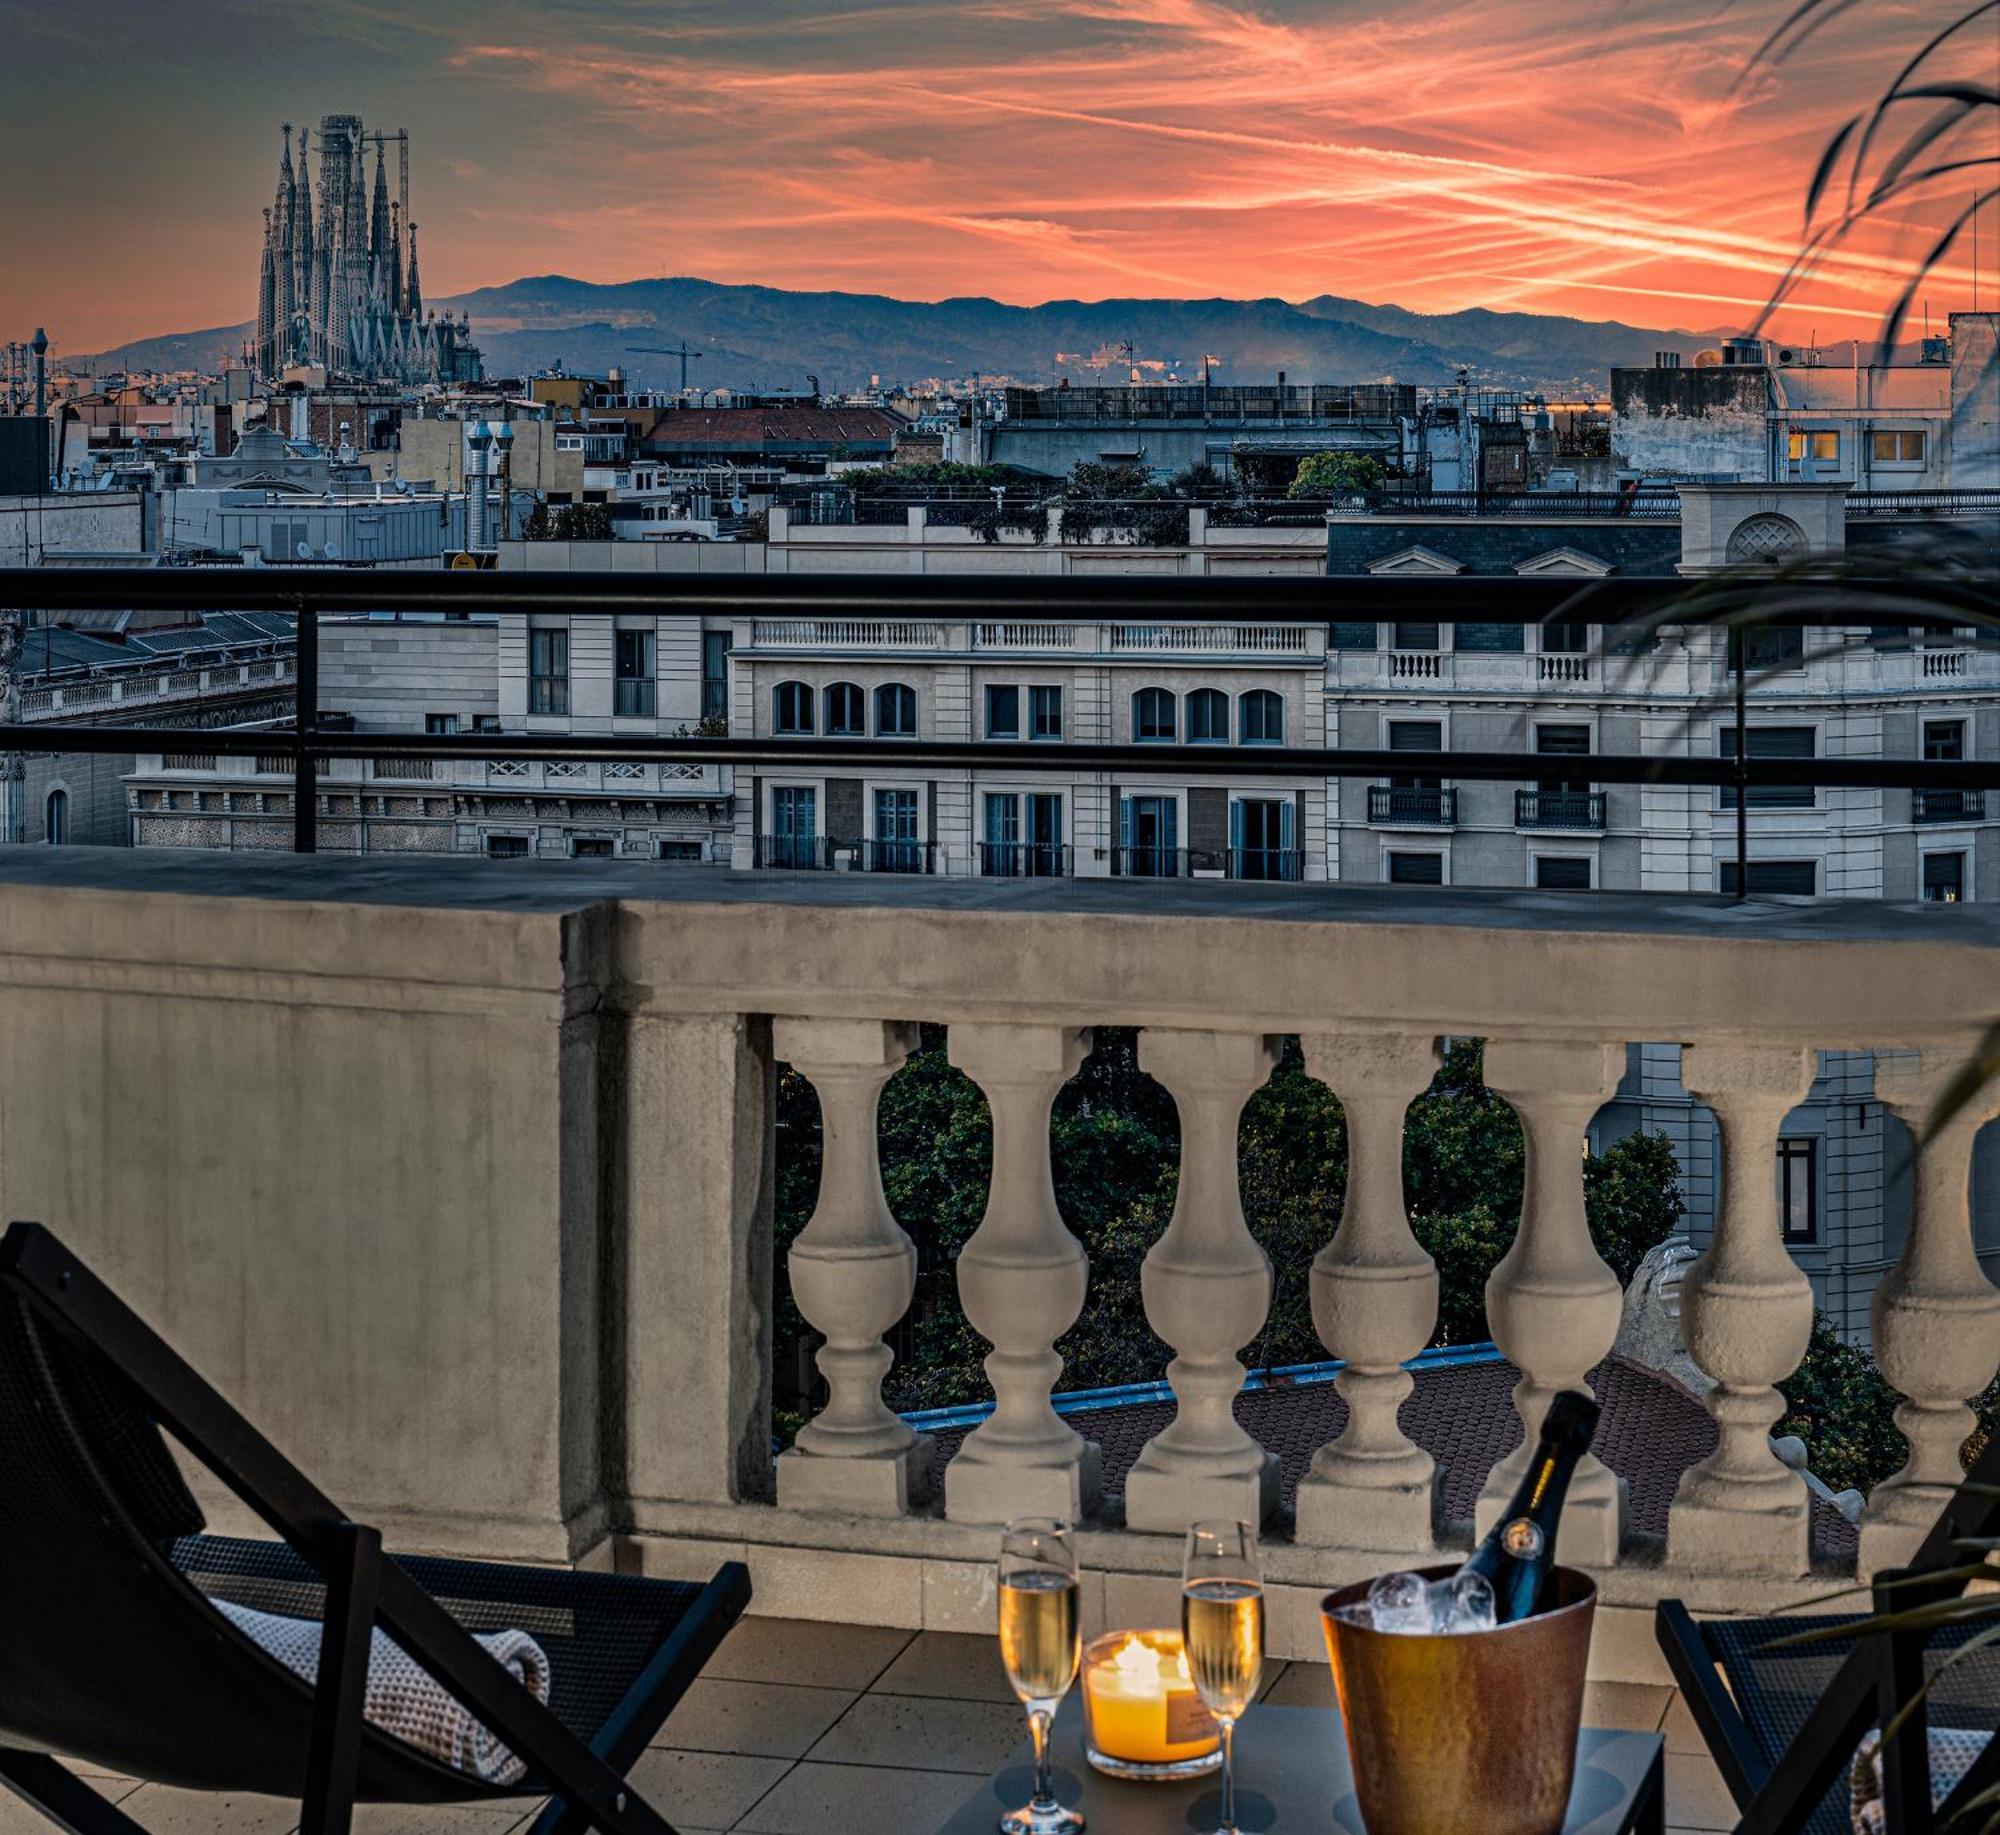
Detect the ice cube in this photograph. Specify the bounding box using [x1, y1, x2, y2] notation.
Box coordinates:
[1427, 1571, 1496, 1635]
[1365, 1570, 1432, 1635]
[1330, 1603, 1373, 1629]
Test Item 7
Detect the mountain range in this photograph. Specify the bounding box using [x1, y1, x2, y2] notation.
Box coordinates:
[75, 274, 1734, 397]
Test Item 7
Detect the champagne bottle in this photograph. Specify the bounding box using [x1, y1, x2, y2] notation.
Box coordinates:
[1458, 1389, 1600, 1624]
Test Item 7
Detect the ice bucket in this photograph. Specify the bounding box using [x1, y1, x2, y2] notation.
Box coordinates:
[1320, 1564, 1596, 1835]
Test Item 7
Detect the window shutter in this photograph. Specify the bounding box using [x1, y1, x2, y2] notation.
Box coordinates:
[1119, 797, 1134, 849]
[1280, 798, 1297, 852]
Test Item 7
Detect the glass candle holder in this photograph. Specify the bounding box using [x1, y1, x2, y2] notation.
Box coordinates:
[1080, 1629, 1224, 1780]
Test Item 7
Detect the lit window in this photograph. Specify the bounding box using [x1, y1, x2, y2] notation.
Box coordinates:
[773, 681, 814, 735]
[1870, 430, 1926, 464]
[1786, 430, 1840, 463]
[1134, 687, 1176, 742]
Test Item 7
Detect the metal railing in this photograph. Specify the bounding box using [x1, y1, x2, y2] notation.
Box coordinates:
[854, 838, 936, 875]
[755, 835, 831, 871]
[1227, 847, 1304, 881]
[1359, 489, 1683, 518]
[977, 842, 1072, 878]
[1516, 790, 1607, 830]
[1914, 787, 1985, 823]
[1370, 786, 1458, 826]
[0, 568, 1992, 908]
[1112, 845, 1190, 878]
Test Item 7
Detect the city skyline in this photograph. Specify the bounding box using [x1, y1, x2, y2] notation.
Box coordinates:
[4, 0, 1993, 359]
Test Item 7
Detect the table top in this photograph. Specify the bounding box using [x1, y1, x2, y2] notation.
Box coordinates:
[940, 1700, 1665, 1835]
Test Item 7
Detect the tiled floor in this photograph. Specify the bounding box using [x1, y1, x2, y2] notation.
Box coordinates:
[14, 1619, 1732, 1833]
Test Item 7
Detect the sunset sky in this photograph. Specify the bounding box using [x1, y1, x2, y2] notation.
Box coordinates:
[3, 0, 1991, 357]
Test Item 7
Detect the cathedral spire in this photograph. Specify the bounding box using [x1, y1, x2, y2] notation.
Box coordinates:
[406, 219, 422, 320]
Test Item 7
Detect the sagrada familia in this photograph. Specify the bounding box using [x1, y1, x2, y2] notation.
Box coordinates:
[254, 115, 483, 385]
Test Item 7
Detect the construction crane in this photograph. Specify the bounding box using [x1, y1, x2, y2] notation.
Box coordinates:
[626, 340, 702, 392]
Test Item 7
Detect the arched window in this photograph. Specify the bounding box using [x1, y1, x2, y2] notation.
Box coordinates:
[825, 682, 865, 735]
[875, 682, 917, 737]
[1133, 687, 1177, 742]
[773, 681, 814, 735]
[1239, 690, 1284, 745]
[1725, 513, 1807, 564]
[1186, 688, 1229, 743]
[44, 787, 67, 846]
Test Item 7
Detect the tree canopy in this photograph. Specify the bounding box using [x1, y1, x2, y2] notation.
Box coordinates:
[1288, 451, 1387, 497]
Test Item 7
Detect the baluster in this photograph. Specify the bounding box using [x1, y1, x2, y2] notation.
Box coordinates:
[1123, 1029, 1280, 1533]
[772, 1018, 930, 1515]
[944, 1024, 1101, 1524]
[1294, 1032, 1442, 1549]
[1668, 1044, 1818, 1575]
[1476, 1040, 1628, 1565]
[1861, 1049, 2000, 1573]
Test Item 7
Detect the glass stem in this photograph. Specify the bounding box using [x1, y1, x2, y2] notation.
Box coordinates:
[1030, 1704, 1055, 1808]
[1220, 1716, 1237, 1830]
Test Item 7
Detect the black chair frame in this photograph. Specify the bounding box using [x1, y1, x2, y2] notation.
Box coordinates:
[0, 1221, 751, 1835]
[1657, 1431, 2000, 1835]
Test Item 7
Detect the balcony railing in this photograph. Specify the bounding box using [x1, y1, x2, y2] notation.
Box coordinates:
[1370, 785, 1457, 826]
[853, 838, 936, 875]
[1516, 790, 1607, 831]
[978, 842, 1072, 878]
[755, 834, 831, 870]
[1538, 654, 1591, 684]
[1108, 624, 1311, 655]
[1227, 847, 1304, 881]
[1112, 845, 1189, 877]
[1914, 787, 1985, 823]
[749, 619, 943, 648]
[10, 849, 1995, 1667]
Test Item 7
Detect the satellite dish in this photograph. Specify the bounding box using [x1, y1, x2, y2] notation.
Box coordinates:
[323, 540, 340, 561]
[296, 540, 312, 560]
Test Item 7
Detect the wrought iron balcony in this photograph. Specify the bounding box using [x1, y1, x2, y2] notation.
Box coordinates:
[1111, 845, 1189, 877]
[1516, 790, 1607, 831]
[1227, 846, 1304, 881]
[1914, 787, 1985, 823]
[853, 838, 936, 875]
[755, 834, 831, 870]
[1369, 785, 1457, 826]
[977, 842, 1072, 878]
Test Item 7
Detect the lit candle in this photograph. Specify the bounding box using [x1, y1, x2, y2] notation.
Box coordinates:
[1081, 1629, 1223, 1779]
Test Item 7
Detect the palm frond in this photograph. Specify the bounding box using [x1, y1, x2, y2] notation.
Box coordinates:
[1925, 1020, 2000, 1146]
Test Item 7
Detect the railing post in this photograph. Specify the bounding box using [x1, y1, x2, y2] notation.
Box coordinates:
[1295, 1032, 1442, 1549]
[1476, 1039, 1628, 1565]
[293, 594, 318, 854]
[1668, 1043, 1818, 1576]
[1861, 1048, 2000, 1575]
[772, 1018, 930, 1515]
[943, 1023, 1101, 1525]
[1123, 1028, 1280, 1533]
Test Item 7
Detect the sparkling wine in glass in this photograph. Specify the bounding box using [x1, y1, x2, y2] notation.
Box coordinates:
[1182, 1519, 1264, 1835]
[997, 1517, 1084, 1835]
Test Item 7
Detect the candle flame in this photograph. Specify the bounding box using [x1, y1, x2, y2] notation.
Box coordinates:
[1106, 1631, 1195, 1690]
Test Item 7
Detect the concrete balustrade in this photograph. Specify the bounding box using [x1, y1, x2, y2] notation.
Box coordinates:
[1861, 1050, 2000, 1574]
[1, 851, 1996, 1673]
[1295, 1031, 1443, 1550]
[1670, 1045, 1821, 1577]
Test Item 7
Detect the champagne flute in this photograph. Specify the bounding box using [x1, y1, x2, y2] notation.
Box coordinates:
[996, 1517, 1085, 1835]
[1181, 1519, 1264, 1835]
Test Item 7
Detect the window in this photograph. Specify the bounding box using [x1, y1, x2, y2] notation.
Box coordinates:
[825, 682, 866, 736]
[871, 788, 922, 871]
[1870, 430, 1926, 464]
[472, 714, 502, 734]
[1721, 726, 1815, 809]
[985, 684, 1020, 739]
[528, 628, 569, 716]
[1392, 622, 1439, 651]
[1741, 626, 1805, 669]
[1187, 688, 1229, 743]
[1330, 622, 1378, 651]
[1388, 719, 1444, 790]
[1542, 622, 1588, 654]
[1455, 624, 1525, 654]
[768, 786, 818, 869]
[701, 631, 730, 724]
[1238, 690, 1284, 745]
[1387, 851, 1444, 886]
[1923, 852, 1966, 903]
[1720, 859, 1817, 896]
[1727, 513, 1808, 563]
[1133, 687, 1176, 742]
[658, 840, 703, 863]
[1786, 430, 1840, 463]
[614, 629, 657, 717]
[570, 836, 614, 859]
[485, 834, 529, 859]
[1029, 685, 1064, 740]
[425, 713, 460, 735]
[875, 682, 917, 737]
[1924, 719, 1966, 763]
[1535, 856, 1592, 890]
[1776, 1138, 1816, 1242]
[773, 681, 814, 735]
[44, 787, 67, 846]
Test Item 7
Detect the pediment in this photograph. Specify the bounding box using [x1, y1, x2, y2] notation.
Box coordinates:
[1515, 545, 1615, 577]
[1366, 544, 1465, 575]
